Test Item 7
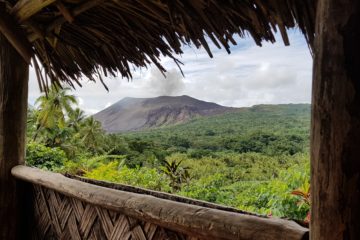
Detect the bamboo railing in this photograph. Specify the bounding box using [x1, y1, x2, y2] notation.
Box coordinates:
[12, 165, 309, 240]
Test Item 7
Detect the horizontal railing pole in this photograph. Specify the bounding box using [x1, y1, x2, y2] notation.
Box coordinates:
[12, 165, 309, 240]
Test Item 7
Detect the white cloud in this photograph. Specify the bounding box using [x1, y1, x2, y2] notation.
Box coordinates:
[85, 108, 100, 115]
[77, 97, 84, 106]
[28, 30, 312, 112]
[105, 102, 112, 108]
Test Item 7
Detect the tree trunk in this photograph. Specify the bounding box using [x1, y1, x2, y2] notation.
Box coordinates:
[311, 0, 360, 239]
[0, 33, 29, 238]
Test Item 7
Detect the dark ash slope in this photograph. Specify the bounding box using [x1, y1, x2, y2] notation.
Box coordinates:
[93, 95, 235, 133]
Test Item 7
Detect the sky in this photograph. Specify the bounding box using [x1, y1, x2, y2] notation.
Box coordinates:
[28, 30, 313, 115]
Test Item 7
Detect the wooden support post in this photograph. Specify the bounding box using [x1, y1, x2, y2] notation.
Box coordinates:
[0, 6, 33, 63]
[0, 32, 29, 238]
[311, 0, 360, 239]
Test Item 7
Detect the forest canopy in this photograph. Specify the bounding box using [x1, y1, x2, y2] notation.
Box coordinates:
[26, 87, 310, 222]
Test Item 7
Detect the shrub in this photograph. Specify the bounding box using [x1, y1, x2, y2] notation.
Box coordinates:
[85, 162, 171, 192]
[26, 142, 67, 171]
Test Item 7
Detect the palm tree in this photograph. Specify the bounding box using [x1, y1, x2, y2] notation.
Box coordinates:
[33, 85, 77, 140]
[27, 107, 39, 140]
[160, 159, 190, 191]
[67, 108, 86, 131]
[79, 117, 104, 153]
[291, 181, 310, 223]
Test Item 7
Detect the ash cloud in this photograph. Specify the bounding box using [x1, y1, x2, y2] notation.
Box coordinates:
[146, 68, 185, 96]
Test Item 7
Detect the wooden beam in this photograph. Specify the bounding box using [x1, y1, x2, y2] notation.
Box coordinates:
[0, 33, 29, 240]
[28, 0, 103, 42]
[12, 165, 309, 240]
[11, 0, 56, 23]
[0, 5, 33, 63]
[55, 1, 74, 23]
[69, 174, 264, 216]
[311, 0, 360, 239]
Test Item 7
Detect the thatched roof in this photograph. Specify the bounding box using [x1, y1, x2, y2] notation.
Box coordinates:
[0, 0, 316, 91]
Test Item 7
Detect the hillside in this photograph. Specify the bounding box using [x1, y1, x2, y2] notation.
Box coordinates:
[27, 87, 312, 221]
[93, 95, 235, 132]
[125, 103, 311, 155]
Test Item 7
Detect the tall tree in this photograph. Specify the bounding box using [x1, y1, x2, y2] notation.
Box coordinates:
[33, 85, 77, 140]
[67, 108, 86, 131]
[80, 117, 104, 153]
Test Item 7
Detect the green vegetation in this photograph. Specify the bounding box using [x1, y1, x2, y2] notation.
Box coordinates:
[26, 86, 311, 221]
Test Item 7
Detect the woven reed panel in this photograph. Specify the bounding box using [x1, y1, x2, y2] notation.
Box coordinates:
[30, 185, 202, 240]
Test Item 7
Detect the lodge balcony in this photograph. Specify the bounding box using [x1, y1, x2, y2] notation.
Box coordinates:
[1, 0, 359, 239]
[11, 165, 309, 240]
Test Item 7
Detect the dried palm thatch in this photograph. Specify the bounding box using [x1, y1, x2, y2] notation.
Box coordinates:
[0, 0, 316, 91]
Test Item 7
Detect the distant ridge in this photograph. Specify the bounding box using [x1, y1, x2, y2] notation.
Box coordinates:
[93, 95, 235, 133]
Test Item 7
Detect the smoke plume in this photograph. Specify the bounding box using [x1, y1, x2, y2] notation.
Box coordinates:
[147, 68, 185, 96]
